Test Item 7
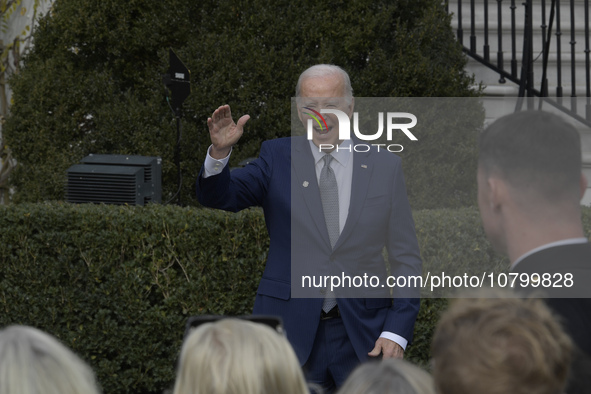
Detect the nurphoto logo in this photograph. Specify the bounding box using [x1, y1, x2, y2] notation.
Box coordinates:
[303, 108, 418, 153]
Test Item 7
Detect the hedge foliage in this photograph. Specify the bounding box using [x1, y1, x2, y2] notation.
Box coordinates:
[0, 203, 269, 393]
[0, 202, 523, 393]
[4, 0, 478, 208]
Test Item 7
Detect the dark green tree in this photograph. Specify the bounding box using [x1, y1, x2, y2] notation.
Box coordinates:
[5, 0, 478, 207]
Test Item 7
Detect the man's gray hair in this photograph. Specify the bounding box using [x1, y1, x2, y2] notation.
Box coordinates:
[295, 64, 354, 99]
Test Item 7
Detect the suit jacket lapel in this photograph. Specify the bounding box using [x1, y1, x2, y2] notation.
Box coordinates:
[291, 137, 332, 248]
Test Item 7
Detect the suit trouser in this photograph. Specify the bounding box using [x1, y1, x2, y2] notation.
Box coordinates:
[303, 315, 360, 393]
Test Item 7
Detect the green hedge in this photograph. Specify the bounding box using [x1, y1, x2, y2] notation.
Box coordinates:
[4, 0, 478, 209]
[9, 203, 591, 390]
[0, 202, 522, 392]
[0, 203, 269, 393]
[5, 202, 590, 392]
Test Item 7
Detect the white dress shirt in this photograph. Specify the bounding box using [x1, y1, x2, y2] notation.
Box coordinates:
[511, 237, 589, 270]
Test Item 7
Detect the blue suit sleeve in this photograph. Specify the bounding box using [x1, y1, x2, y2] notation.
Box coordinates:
[196, 141, 272, 212]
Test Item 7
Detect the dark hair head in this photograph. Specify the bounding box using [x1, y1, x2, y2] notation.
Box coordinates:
[478, 110, 581, 202]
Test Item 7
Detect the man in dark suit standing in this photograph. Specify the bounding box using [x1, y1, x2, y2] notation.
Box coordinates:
[196, 64, 422, 392]
[477, 110, 591, 390]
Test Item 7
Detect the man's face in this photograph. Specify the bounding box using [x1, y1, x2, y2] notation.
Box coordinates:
[297, 74, 354, 149]
[477, 165, 506, 254]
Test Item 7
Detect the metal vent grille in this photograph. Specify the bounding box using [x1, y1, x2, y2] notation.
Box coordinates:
[67, 165, 144, 205]
[66, 155, 162, 206]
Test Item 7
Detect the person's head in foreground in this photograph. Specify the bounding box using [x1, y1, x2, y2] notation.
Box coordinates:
[0, 325, 101, 394]
[173, 318, 309, 394]
[337, 358, 436, 394]
[431, 295, 572, 394]
[477, 110, 586, 262]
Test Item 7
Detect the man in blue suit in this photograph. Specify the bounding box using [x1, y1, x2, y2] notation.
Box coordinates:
[196, 64, 422, 392]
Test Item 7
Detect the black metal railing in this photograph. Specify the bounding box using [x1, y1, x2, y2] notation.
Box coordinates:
[448, 0, 591, 127]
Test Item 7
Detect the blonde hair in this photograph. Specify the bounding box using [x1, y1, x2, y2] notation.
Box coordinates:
[0, 325, 101, 394]
[337, 359, 436, 394]
[432, 296, 572, 394]
[173, 318, 308, 394]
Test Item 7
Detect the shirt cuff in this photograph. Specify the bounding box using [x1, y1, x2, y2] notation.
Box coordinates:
[379, 331, 408, 350]
[203, 145, 231, 178]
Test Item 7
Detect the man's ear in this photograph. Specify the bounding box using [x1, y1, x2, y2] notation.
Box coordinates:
[296, 102, 305, 125]
[580, 172, 588, 200]
[347, 97, 355, 118]
[487, 176, 505, 211]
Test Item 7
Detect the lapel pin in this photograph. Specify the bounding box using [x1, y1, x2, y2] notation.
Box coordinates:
[303, 181, 309, 187]
[361, 164, 368, 169]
